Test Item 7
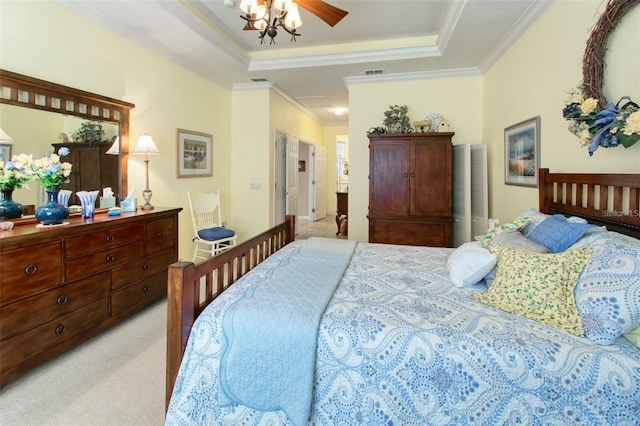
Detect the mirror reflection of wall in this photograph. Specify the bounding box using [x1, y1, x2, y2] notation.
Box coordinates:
[0, 104, 119, 209]
[336, 136, 349, 192]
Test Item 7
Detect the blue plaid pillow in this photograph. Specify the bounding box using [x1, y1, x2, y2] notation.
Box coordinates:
[528, 215, 591, 253]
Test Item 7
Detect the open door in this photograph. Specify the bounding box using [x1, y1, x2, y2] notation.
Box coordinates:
[274, 130, 287, 225]
[311, 145, 327, 221]
[470, 144, 488, 238]
[452, 144, 471, 247]
[286, 137, 299, 232]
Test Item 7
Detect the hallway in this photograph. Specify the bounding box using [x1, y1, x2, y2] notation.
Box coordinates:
[296, 216, 347, 240]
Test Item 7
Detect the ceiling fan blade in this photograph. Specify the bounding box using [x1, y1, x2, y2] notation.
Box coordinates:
[293, 0, 348, 27]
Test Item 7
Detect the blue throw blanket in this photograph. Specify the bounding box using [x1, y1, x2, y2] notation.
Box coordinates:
[217, 237, 357, 425]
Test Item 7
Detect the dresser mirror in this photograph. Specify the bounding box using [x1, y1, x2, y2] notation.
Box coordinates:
[0, 69, 134, 220]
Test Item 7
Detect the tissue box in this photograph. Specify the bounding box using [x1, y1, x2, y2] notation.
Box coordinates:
[121, 198, 137, 212]
[100, 196, 116, 208]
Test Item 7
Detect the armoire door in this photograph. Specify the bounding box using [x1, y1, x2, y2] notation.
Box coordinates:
[411, 139, 452, 217]
[369, 139, 410, 216]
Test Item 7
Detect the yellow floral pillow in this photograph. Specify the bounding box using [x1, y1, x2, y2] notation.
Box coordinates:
[479, 217, 531, 248]
[472, 245, 592, 336]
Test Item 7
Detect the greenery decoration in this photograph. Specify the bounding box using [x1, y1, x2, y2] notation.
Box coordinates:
[564, 0, 640, 155]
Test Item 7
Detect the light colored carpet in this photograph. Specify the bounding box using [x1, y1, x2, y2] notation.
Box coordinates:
[0, 300, 167, 426]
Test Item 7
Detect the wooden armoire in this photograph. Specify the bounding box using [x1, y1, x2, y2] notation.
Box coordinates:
[52, 142, 119, 205]
[368, 132, 453, 247]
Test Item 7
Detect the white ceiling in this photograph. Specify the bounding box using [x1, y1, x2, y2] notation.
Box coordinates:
[56, 0, 552, 124]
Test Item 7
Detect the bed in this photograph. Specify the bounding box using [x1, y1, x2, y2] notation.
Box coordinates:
[165, 169, 640, 425]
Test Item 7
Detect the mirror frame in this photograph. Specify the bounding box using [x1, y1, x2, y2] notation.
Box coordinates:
[0, 69, 134, 208]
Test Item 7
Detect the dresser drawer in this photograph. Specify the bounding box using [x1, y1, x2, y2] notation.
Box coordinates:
[111, 272, 167, 317]
[0, 241, 62, 305]
[372, 221, 446, 236]
[371, 233, 445, 247]
[65, 223, 144, 259]
[145, 217, 175, 254]
[0, 299, 108, 371]
[65, 241, 144, 282]
[111, 248, 175, 290]
[0, 271, 110, 340]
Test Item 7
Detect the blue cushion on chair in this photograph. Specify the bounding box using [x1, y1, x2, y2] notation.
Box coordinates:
[198, 226, 235, 241]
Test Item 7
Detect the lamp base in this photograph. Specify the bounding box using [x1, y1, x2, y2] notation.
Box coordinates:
[140, 188, 154, 210]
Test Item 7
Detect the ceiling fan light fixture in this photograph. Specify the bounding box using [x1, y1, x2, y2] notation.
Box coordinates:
[273, 0, 293, 13]
[283, 4, 302, 29]
[239, 0, 258, 14]
[239, 0, 347, 44]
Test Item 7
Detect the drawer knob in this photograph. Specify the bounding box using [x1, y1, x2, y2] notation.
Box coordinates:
[106, 253, 116, 263]
[106, 234, 116, 242]
[55, 324, 66, 335]
[143, 285, 150, 292]
[24, 263, 38, 275]
[57, 295, 69, 305]
[157, 231, 165, 238]
[143, 263, 150, 271]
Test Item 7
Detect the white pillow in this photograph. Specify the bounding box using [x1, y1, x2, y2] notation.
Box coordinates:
[447, 242, 497, 287]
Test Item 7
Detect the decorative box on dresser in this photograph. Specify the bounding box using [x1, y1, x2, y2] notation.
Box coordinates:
[368, 132, 453, 247]
[0, 207, 181, 385]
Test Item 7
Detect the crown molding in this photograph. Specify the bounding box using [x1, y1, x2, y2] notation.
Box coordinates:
[248, 44, 440, 71]
[344, 67, 482, 87]
[479, 0, 554, 72]
[231, 82, 323, 123]
[437, 0, 467, 54]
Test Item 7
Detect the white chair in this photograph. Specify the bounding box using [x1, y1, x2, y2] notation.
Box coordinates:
[187, 190, 237, 262]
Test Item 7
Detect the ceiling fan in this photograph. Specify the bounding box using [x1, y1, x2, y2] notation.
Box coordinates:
[239, 0, 348, 44]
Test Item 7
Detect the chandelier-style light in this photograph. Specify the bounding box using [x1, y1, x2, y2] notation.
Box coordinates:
[239, 0, 302, 44]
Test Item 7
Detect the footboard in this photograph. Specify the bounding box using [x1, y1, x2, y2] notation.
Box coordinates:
[166, 215, 295, 407]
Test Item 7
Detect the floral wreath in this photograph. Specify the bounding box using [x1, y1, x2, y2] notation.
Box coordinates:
[562, 0, 640, 156]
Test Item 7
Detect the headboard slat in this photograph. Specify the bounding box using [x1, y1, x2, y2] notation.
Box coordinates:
[538, 168, 640, 240]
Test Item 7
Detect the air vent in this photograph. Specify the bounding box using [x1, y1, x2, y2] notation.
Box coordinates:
[251, 78, 268, 82]
[365, 69, 384, 76]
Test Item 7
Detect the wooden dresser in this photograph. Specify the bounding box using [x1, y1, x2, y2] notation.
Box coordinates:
[368, 132, 453, 247]
[0, 207, 181, 385]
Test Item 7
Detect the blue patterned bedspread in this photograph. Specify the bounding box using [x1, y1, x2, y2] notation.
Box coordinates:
[166, 240, 640, 425]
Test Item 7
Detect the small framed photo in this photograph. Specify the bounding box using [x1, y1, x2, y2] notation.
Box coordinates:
[504, 116, 540, 187]
[177, 129, 212, 178]
[0, 144, 11, 162]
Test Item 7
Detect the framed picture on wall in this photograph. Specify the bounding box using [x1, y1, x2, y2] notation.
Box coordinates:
[177, 129, 212, 178]
[504, 116, 540, 187]
[0, 144, 11, 162]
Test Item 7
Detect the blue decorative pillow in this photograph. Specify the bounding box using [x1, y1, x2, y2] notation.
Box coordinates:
[198, 226, 235, 241]
[570, 231, 640, 345]
[528, 214, 591, 253]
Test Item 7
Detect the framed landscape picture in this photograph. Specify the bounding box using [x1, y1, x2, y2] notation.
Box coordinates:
[504, 116, 540, 187]
[177, 129, 212, 178]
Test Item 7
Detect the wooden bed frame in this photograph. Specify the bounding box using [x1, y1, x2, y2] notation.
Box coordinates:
[165, 170, 640, 406]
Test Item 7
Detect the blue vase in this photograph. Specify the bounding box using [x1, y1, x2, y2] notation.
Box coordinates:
[35, 189, 69, 225]
[0, 188, 23, 220]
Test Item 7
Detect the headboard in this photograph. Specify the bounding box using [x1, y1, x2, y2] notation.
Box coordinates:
[538, 168, 640, 240]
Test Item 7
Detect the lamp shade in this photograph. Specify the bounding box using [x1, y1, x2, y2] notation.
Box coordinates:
[131, 134, 160, 155]
[105, 136, 120, 155]
[0, 128, 13, 142]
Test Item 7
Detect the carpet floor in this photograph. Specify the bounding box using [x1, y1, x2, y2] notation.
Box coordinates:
[0, 300, 167, 426]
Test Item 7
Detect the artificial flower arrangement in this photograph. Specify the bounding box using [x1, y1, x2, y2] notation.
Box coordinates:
[0, 153, 35, 190]
[562, 86, 640, 156]
[31, 147, 73, 190]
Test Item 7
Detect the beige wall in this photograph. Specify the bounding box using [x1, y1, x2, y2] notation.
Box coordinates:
[483, 0, 640, 224]
[347, 76, 484, 242]
[1, 0, 232, 261]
